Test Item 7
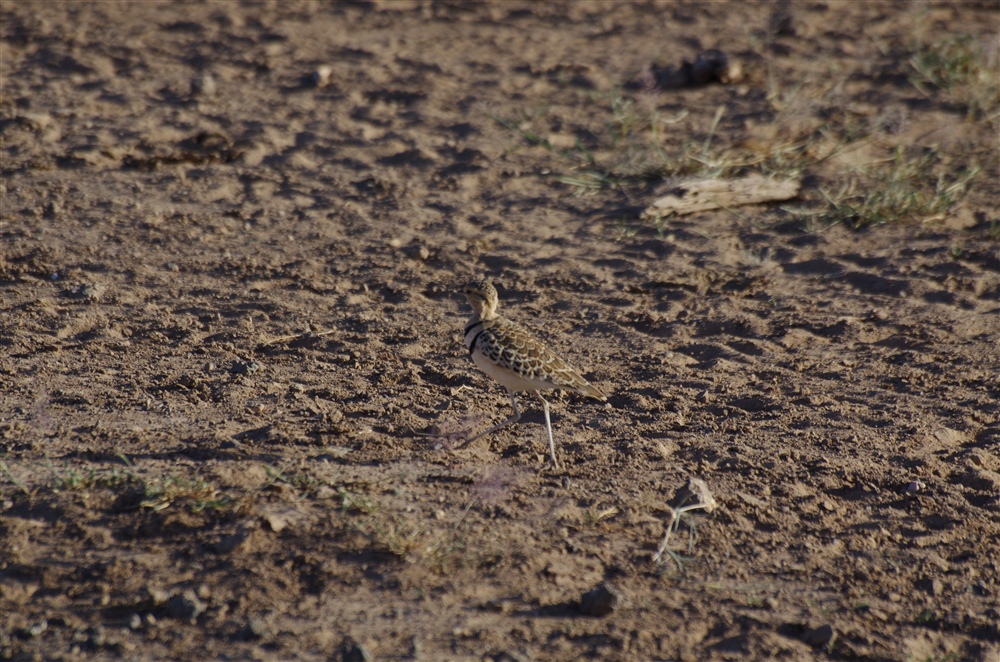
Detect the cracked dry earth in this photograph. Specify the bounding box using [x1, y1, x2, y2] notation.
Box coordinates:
[1, 2, 999, 661]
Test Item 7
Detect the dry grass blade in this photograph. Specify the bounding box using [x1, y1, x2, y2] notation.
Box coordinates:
[653, 478, 718, 568]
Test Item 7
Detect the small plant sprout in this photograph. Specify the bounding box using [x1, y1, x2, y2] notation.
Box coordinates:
[140, 474, 231, 512]
[0, 461, 30, 496]
[337, 487, 379, 515]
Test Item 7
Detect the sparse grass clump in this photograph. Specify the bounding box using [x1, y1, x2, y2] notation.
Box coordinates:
[489, 93, 852, 199]
[262, 464, 330, 498]
[908, 34, 1000, 123]
[43, 459, 137, 493]
[488, 89, 710, 196]
[138, 474, 232, 512]
[328, 483, 496, 573]
[337, 487, 379, 515]
[488, 23, 995, 235]
[492, 65, 987, 233]
[357, 515, 424, 559]
[2, 455, 235, 515]
[344, 495, 474, 571]
[821, 146, 981, 229]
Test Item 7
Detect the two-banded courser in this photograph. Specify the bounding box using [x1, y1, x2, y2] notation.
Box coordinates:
[460, 280, 606, 468]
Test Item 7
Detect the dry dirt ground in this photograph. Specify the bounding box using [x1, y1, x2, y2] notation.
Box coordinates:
[2, 2, 999, 661]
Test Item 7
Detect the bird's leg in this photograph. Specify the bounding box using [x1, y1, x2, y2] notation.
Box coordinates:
[535, 391, 558, 469]
[463, 388, 521, 444]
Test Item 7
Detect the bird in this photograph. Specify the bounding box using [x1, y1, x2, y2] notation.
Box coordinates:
[459, 279, 607, 468]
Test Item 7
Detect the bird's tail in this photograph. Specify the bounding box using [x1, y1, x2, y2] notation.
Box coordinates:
[579, 383, 608, 401]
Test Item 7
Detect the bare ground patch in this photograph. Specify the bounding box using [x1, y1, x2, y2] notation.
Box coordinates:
[2, 2, 999, 660]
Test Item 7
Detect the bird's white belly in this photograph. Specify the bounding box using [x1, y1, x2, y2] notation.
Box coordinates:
[471, 348, 551, 392]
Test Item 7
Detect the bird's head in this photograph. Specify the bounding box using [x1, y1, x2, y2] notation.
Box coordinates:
[464, 280, 499, 318]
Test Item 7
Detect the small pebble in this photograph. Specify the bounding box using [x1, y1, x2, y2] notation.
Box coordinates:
[87, 625, 107, 647]
[147, 587, 172, 606]
[579, 583, 624, 617]
[191, 72, 217, 97]
[802, 623, 835, 647]
[21, 620, 47, 638]
[243, 617, 270, 640]
[231, 360, 261, 375]
[311, 64, 333, 87]
[166, 590, 207, 621]
[342, 640, 373, 662]
[493, 651, 529, 662]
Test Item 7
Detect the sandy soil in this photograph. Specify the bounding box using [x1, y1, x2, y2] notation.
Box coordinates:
[2, 2, 999, 661]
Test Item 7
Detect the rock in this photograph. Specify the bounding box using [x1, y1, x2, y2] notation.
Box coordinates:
[86, 625, 107, 647]
[261, 504, 308, 533]
[968, 451, 989, 468]
[264, 512, 290, 533]
[191, 72, 217, 97]
[17, 619, 47, 638]
[630, 49, 743, 90]
[231, 360, 261, 375]
[129, 614, 142, 630]
[311, 65, 334, 88]
[146, 587, 172, 606]
[214, 529, 251, 553]
[482, 599, 513, 614]
[342, 638, 373, 662]
[17, 111, 52, 130]
[579, 583, 624, 617]
[916, 576, 944, 596]
[957, 468, 1000, 492]
[242, 617, 270, 640]
[44, 200, 62, 219]
[802, 623, 835, 648]
[493, 651, 529, 662]
[70, 282, 107, 302]
[690, 49, 742, 84]
[403, 243, 431, 260]
[315, 485, 337, 500]
[166, 590, 206, 621]
[934, 428, 969, 446]
[924, 553, 951, 573]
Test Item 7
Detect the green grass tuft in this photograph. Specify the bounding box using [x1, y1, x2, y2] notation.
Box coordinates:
[820, 146, 981, 229]
[909, 35, 1000, 123]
